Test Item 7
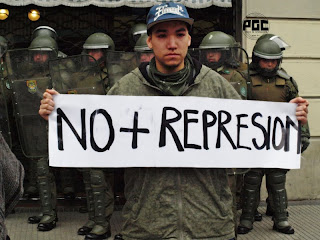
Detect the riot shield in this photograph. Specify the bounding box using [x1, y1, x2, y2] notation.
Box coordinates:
[5, 48, 57, 158]
[188, 48, 200, 60]
[0, 70, 11, 148]
[49, 54, 105, 95]
[106, 51, 138, 89]
[136, 52, 154, 65]
[0, 46, 6, 59]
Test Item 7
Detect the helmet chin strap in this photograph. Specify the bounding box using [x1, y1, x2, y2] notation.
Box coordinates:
[258, 66, 278, 78]
[253, 56, 281, 78]
[203, 51, 228, 71]
[205, 61, 223, 71]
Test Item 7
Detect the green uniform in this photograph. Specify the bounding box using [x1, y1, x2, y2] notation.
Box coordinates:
[6, 37, 59, 231]
[108, 61, 240, 240]
[50, 51, 115, 238]
[80, 65, 113, 238]
[217, 66, 247, 100]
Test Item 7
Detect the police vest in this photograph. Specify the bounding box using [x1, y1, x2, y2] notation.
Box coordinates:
[250, 74, 288, 102]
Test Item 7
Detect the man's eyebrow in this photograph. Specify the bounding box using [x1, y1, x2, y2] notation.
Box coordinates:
[154, 29, 167, 34]
[176, 27, 187, 33]
[154, 27, 187, 34]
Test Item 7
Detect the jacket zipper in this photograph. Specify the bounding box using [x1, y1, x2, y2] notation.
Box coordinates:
[177, 169, 184, 240]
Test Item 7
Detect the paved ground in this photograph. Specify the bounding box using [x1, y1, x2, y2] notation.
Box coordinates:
[5, 199, 320, 240]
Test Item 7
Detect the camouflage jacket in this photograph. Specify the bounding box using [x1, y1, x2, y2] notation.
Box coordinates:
[108, 63, 240, 240]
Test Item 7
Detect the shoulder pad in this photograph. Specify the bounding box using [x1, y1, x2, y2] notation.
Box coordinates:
[276, 69, 291, 80]
[277, 69, 299, 92]
[238, 69, 249, 79]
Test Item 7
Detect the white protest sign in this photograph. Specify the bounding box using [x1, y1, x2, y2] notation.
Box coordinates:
[48, 95, 301, 169]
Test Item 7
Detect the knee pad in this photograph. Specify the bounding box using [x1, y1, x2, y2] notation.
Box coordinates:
[90, 169, 106, 186]
[37, 158, 49, 177]
[267, 171, 286, 185]
[244, 171, 262, 186]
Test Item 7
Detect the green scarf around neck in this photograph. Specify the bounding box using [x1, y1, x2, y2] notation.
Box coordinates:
[148, 54, 194, 96]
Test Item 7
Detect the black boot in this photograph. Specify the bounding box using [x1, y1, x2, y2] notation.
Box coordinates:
[114, 234, 123, 240]
[254, 210, 262, 221]
[237, 225, 252, 234]
[266, 204, 274, 216]
[28, 215, 41, 224]
[273, 223, 294, 234]
[37, 214, 58, 231]
[85, 230, 111, 240]
[78, 226, 93, 235]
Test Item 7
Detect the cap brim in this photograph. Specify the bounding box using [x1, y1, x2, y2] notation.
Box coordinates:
[147, 18, 194, 30]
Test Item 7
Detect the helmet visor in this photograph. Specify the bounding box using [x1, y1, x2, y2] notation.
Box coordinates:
[270, 36, 290, 50]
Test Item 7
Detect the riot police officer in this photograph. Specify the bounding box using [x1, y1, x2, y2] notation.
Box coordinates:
[25, 36, 59, 231]
[199, 31, 250, 238]
[34, 26, 82, 201]
[237, 39, 310, 235]
[82, 32, 114, 90]
[77, 32, 115, 240]
[253, 33, 308, 220]
[199, 31, 248, 99]
[134, 33, 154, 64]
[0, 35, 40, 202]
[32, 26, 75, 199]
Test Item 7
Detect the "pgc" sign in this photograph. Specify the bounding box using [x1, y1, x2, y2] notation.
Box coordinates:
[243, 13, 269, 40]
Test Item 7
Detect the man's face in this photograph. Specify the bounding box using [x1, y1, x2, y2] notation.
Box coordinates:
[139, 52, 154, 63]
[87, 49, 104, 62]
[147, 21, 191, 74]
[33, 52, 49, 63]
[206, 50, 221, 63]
[259, 59, 277, 70]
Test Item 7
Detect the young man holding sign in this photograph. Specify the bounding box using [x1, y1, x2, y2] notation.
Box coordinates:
[39, 3, 309, 240]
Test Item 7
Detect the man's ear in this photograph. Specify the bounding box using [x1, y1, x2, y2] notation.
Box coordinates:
[146, 35, 153, 49]
[187, 34, 191, 47]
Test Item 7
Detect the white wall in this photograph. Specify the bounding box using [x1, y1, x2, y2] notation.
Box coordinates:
[242, 0, 320, 200]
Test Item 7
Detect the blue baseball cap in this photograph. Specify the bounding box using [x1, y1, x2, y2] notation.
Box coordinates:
[147, 2, 194, 33]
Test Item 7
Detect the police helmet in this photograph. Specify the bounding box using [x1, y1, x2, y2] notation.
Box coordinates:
[199, 31, 234, 49]
[252, 39, 282, 77]
[29, 36, 58, 52]
[134, 34, 154, 63]
[83, 33, 115, 50]
[253, 39, 282, 60]
[256, 34, 290, 51]
[28, 36, 58, 65]
[134, 34, 151, 52]
[32, 26, 58, 40]
[199, 31, 234, 70]
[129, 23, 147, 46]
